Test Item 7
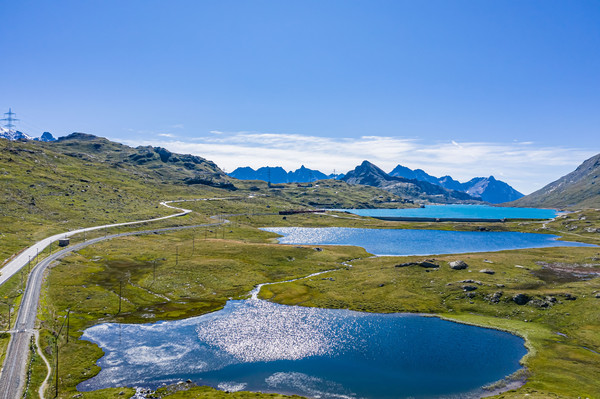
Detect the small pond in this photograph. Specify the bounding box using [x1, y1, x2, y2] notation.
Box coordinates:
[261, 227, 594, 256]
[335, 205, 558, 220]
[79, 298, 527, 398]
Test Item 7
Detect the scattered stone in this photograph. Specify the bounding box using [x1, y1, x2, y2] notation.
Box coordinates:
[395, 261, 439, 268]
[378, 283, 385, 287]
[562, 293, 577, 300]
[513, 293, 530, 305]
[480, 269, 495, 275]
[314, 247, 323, 251]
[466, 292, 476, 298]
[585, 227, 599, 233]
[459, 279, 482, 285]
[463, 285, 478, 292]
[496, 284, 505, 288]
[529, 298, 552, 308]
[72, 394, 83, 398]
[515, 265, 529, 270]
[545, 296, 557, 303]
[118, 392, 125, 396]
[483, 259, 494, 263]
[487, 291, 503, 304]
[595, 293, 600, 298]
[186, 379, 193, 383]
[449, 260, 468, 270]
[321, 277, 335, 281]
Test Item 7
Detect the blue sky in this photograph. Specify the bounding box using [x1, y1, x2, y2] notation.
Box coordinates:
[1, 0, 599, 193]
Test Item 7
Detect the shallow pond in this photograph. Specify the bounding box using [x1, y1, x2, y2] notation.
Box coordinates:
[335, 205, 558, 220]
[261, 227, 593, 256]
[79, 298, 527, 398]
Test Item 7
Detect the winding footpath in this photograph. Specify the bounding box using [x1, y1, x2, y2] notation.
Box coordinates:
[0, 199, 222, 399]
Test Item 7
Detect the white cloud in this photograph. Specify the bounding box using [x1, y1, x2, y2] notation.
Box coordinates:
[119, 131, 597, 195]
[158, 133, 175, 138]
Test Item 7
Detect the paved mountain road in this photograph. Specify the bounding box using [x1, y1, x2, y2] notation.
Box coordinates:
[0, 199, 232, 399]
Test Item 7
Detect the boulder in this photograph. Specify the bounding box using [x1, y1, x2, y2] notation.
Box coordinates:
[513, 293, 530, 305]
[479, 269, 495, 275]
[562, 293, 577, 300]
[396, 261, 439, 268]
[463, 285, 478, 292]
[449, 260, 468, 270]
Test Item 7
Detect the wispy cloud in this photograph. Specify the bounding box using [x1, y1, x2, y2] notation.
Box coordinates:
[120, 131, 597, 194]
[158, 133, 175, 138]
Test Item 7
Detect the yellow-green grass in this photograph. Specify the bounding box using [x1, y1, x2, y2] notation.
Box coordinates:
[30, 208, 600, 398]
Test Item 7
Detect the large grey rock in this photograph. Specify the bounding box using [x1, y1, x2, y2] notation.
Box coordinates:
[513, 293, 530, 305]
[449, 260, 468, 270]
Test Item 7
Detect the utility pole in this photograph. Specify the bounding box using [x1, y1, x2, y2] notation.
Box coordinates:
[5, 304, 11, 330]
[65, 309, 71, 343]
[118, 280, 122, 314]
[54, 311, 68, 398]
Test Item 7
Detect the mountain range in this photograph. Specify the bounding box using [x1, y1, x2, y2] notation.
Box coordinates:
[229, 165, 335, 183]
[388, 165, 524, 204]
[230, 162, 522, 204]
[341, 161, 479, 204]
[0, 127, 56, 142]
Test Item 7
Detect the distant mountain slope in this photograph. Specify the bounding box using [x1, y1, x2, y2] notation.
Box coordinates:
[463, 176, 523, 203]
[389, 163, 523, 204]
[229, 165, 329, 183]
[342, 161, 479, 204]
[509, 153, 600, 209]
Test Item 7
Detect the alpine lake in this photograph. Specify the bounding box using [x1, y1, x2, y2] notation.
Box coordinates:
[78, 206, 593, 398]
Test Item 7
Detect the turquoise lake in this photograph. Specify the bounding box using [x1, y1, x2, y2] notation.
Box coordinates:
[262, 227, 593, 256]
[79, 299, 527, 398]
[335, 204, 558, 220]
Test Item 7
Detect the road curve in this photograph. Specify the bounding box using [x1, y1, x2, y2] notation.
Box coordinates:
[0, 220, 224, 399]
[0, 200, 192, 287]
[0, 199, 229, 399]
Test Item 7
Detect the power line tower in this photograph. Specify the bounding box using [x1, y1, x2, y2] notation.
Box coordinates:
[1, 108, 19, 133]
